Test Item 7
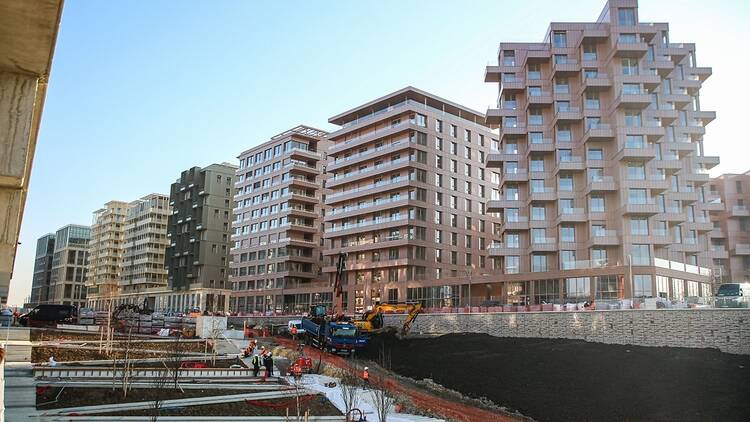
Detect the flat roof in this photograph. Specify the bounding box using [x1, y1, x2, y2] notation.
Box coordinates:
[328, 86, 486, 126]
[270, 124, 328, 140]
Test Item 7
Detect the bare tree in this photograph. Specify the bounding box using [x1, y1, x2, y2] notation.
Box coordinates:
[338, 371, 361, 418]
[165, 335, 185, 390]
[149, 361, 171, 422]
[120, 328, 135, 398]
[369, 347, 395, 422]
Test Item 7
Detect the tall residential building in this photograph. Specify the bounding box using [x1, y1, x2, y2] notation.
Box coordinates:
[85, 201, 131, 304]
[87, 194, 172, 311]
[29, 233, 55, 306]
[708, 172, 750, 283]
[324, 87, 501, 312]
[49, 224, 91, 307]
[230, 125, 330, 314]
[482, 0, 718, 303]
[165, 163, 237, 313]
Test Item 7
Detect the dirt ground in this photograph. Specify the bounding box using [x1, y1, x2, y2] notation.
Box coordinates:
[31, 329, 208, 353]
[364, 333, 750, 422]
[32, 346, 164, 363]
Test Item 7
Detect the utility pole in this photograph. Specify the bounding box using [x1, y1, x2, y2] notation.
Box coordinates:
[627, 254, 633, 306]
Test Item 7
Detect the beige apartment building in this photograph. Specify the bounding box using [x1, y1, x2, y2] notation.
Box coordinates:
[708, 172, 750, 283]
[482, 0, 718, 303]
[323, 87, 501, 312]
[230, 126, 331, 314]
[85, 201, 130, 304]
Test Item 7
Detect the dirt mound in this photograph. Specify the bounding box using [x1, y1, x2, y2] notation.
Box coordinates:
[369, 333, 750, 422]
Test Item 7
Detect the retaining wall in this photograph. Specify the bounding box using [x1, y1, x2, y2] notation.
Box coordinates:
[384, 309, 750, 355]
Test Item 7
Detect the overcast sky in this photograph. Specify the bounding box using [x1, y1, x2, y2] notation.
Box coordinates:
[8, 0, 750, 305]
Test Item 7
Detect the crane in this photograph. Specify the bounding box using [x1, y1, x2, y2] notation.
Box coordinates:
[332, 252, 347, 317]
[352, 302, 423, 337]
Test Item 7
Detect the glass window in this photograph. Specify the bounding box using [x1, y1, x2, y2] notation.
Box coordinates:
[631, 244, 651, 266]
[618, 8, 636, 25]
[565, 277, 590, 299]
[532, 254, 547, 272]
[590, 194, 605, 212]
[634, 275, 653, 298]
[553, 31, 567, 48]
[559, 175, 573, 191]
[630, 218, 649, 235]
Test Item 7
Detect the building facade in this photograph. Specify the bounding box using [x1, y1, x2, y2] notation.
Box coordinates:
[49, 224, 91, 307]
[708, 172, 750, 283]
[324, 87, 501, 312]
[86, 194, 172, 311]
[165, 163, 237, 313]
[230, 126, 331, 314]
[482, 0, 717, 303]
[29, 233, 55, 306]
[85, 201, 131, 305]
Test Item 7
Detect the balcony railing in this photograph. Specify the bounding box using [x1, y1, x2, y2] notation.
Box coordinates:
[330, 196, 405, 216]
[332, 137, 410, 164]
[332, 157, 410, 181]
[329, 215, 409, 233]
[328, 176, 408, 199]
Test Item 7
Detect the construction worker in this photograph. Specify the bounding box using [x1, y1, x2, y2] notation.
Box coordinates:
[251, 353, 261, 377]
[263, 349, 274, 377]
[290, 324, 298, 341]
[362, 366, 369, 385]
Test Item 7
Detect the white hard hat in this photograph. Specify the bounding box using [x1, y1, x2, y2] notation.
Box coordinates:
[364, 367, 368, 370]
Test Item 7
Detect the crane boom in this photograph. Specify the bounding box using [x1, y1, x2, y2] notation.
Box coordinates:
[332, 252, 347, 315]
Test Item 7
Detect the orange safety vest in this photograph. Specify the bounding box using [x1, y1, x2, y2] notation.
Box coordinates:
[362, 369, 369, 381]
[290, 326, 298, 335]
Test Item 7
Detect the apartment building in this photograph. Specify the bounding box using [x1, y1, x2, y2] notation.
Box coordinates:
[49, 224, 91, 307]
[482, 0, 717, 303]
[87, 194, 172, 311]
[29, 233, 55, 306]
[230, 126, 330, 314]
[165, 163, 237, 313]
[324, 87, 501, 312]
[85, 201, 130, 305]
[708, 172, 750, 283]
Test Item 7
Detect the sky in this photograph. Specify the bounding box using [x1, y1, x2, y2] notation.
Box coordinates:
[8, 0, 750, 305]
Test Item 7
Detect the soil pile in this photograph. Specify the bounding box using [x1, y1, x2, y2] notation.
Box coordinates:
[365, 333, 750, 422]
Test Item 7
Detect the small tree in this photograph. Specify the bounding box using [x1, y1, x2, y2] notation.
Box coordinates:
[150, 361, 171, 422]
[338, 371, 361, 418]
[369, 346, 395, 422]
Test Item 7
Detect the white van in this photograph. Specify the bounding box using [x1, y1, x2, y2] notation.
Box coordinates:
[715, 282, 750, 308]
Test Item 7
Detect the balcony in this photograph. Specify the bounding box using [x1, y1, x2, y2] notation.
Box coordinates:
[556, 208, 587, 223]
[708, 228, 725, 238]
[529, 237, 557, 252]
[663, 93, 692, 107]
[681, 123, 706, 138]
[581, 123, 614, 142]
[552, 106, 583, 125]
[487, 198, 522, 212]
[695, 155, 720, 169]
[327, 215, 410, 234]
[484, 65, 502, 83]
[659, 43, 690, 61]
[586, 176, 617, 193]
[705, 248, 729, 260]
[701, 200, 724, 213]
[663, 139, 695, 156]
[504, 216, 530, 230]
[528, 187, 557, 202]
[503, 170, 529, 182]
[527, 139, 556, 154]
[685, 169, 710, 185]
[526, 91, 553, 107]
[623, 73, 662, 90]
[327, 137, 412, 171]
[613, 39, 648, 57]
[328, 120, 413, 155]
[622, 200, 661, 215]
[325, 176, 409, 204]
[615, 144, 656, 161]
[580, 73, 612, 92]
[487, 151, 520, 167]
[611, 91, 651, 110]
[643, 58, 674, 76]
[587, 230, 619, 247]
[689, 110, 716, 126]
[555, 156, 585, 172]
[650, 106, 678, 123]
[552, 58, 579, 74]
[671, 189, 699, 203]
[501, 122, 527, 137]
[651, 229, 672, 245]
[501, 77, 527, 93]
[688, 66, 712, 82]
[328, 157, 412, 187]
[654, 155, 682, 172]
[485, 106, 520, 126]
[730, 205, 750, 218]
[733, 244, 750, 256]
[674, 78, 702, 94]
[488, 242, 521, 256]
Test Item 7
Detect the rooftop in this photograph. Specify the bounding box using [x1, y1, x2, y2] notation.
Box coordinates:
[328, 86, 487, 127]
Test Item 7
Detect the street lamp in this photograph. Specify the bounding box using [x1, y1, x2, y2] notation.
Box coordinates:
[627, 254, 634, 305]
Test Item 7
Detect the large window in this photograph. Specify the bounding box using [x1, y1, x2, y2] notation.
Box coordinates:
[630, 244, 651, 265]
[596, 275, 621, 299]
[621, 58, 639, 75]
[532, 254, 547, 272]
[553, 31, 567, 48]
[565, 277, 590, 300]
[533, 279, 560, 304]
[505, 256, 520, 274]
[630, 217, 649, 235]
[407, 285, 458, 308]
[618, 8, 636, 26]
[633, 275, 653, 298]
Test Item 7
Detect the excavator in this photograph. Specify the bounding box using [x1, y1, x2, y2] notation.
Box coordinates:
[353, 302, 423, 337]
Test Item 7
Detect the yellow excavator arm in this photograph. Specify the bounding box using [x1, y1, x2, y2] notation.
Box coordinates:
[354, 302, 423, 335]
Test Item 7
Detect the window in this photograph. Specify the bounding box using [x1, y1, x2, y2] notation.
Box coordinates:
[559, 175, 573, 191]
[737, 181, 744, 194]
[618, 8, 636, 25]
[621, 58, 639, 75]
[628, 188, 648, 204]
[435, 119, 443, 133]
[627, 163, 646, 180]
[561, 250, 576, 270]
[435, 137, 443, 151]
[506, 233, 520, 248]
[585, 91, 600, 109]
[464, 129, 471, 142]
[587, 148, 603, 160]
[530, 158, 545, 172]
[634, 275, 653, 298]
[560, 225, 575, 242]
[624, 110, 642, 127]
[630, 217, 649, 235]
[450, 124, 457, 137]
[505, 256, 520, 274]
[555, 78, 569, 94]
[565, 277, 590, 299]
[625, 135, 645, 148]
[583, 44, 597, 61]
[623, 83, 640, 95]
[590, 194, 605, 212]
[631, 244, 651, 266]
[528, 64, 541, 80]
[553, 31, 567, 48]
[618, 33, 638, 44]
[557, 124, 571, 142]
[596, 275, 620, 299]
[531, 205, 545, 220]
[532, 254, 547, 272]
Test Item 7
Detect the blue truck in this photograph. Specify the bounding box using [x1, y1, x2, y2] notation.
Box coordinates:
[302, 305, 368, 355]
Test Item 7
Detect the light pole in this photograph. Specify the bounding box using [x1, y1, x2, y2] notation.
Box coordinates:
[627, 254, 634, 305]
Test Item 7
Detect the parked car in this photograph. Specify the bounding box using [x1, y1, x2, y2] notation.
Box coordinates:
[715, 282, 750, 308]
[18, 304, 78, 327]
